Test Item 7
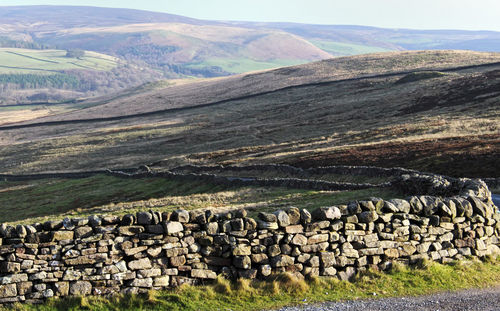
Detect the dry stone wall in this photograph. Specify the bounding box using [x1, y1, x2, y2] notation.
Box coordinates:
[0, 179, 498, 304]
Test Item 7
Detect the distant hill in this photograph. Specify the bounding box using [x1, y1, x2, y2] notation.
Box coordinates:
[2, 5, 500, 79]
[1, 6, 500, 105]
[1, 50, 499, 178]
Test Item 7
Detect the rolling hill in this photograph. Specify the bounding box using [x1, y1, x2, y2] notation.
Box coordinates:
[0, 50, 499, 179]
[1, 5, 500, 107]
[2, 5, 500, 79]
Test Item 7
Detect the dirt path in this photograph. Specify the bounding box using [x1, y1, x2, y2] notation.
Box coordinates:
[276, 286, 500, 311]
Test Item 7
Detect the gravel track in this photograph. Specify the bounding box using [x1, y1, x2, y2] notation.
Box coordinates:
[275, 286, 500, 311]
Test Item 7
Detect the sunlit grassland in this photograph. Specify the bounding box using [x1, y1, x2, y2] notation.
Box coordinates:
[0, 48, 119, 74]
[310, 40, 393, 56]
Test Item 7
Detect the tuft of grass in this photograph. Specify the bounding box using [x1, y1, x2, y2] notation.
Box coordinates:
[6, 258, 500, 311]
[269, 273, 309, 294]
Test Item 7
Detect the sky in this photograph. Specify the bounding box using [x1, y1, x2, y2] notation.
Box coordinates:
[2, 0, 500, 32]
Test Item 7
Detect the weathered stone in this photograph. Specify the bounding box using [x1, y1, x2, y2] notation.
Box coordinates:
[359, 201, 376, 212]
[154, 276, 170, 287]
[338, 266, 356, 281]
[345, 215, 358, 223]
[206, 222, 219, 235]
[164, 222, 183, 234]
[192, 211, 207, 224]
[260, 264, 272, 276]
[145, 224, 163, 234]
[307, 234, 329, 244]
[291, 234, 307, 246]
[63, 270, 81, 281]
[420, 196, 440, 216]
[74, 226, 93, 239]
[285, 225, 303, 234]
[65, 253, 107, 266]
[129, 278, 153, 288]
[287, 207, 301, 225]
[0, 284, 16, 298]
[270, 255, 294, 267]
[307, 221, 330, 231]
[300, 209, 312, 224]
[230, 219, 245, 231]
[15, 225, 27, 238]
[118, 226, 144, 236]
[146, 246, 162, 257]
[274, 210, 291, 227]
[170, 256, 186, 267]
[172, 209, 190, 223]
[233, 256, 251, 269]
[322, 267, 337, 276]
[124, 246, 148, 256]
[320, 252, 336, 268]
[54, 282, 69, 296]
[136, 212, 153, 225]
[17, 281, 32, 296]
[69, 281, 92, 296]
[244, 218, 257, 230]
[348, 202, 362, 215]
[358, 211, 379, 223]
[52, 231, 75, 242]
[191, 269, 217, 279]
[409, 196, 424, 215]
[232, 244, 251, 256]
[312, 207, 341, 221]
[88, 216, 102, 227]
[121, 214, 135, 226]
[258, 212, 277, 222]
[0, 274, 27, 285]
[251, 253, 269, 264]
[389, 199, 411, 214]
[469, 197, 493, 219]
[128, 258, 152, 270]
[268, 244, 281, 257]
[198, 236, 213, 246]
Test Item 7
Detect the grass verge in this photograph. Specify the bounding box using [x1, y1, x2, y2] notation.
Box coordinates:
[5, 257, 500, 311]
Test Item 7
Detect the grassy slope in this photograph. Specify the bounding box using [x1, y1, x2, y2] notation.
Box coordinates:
[310, 39, 393, 56]
[5, 258, 500, 311]
[0, 51, 498, 177]
[0, 48, 119, 74]
[0, 174, 400, 224]
[1, 51, 498, 177]
[20, 50, 500, 121]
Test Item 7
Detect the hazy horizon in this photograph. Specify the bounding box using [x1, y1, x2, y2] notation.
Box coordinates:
[1, 0, 500, 32]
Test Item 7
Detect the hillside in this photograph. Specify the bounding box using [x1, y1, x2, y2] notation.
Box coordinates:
[0, 50, 499, 178]
[0, 47, 162, 106]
